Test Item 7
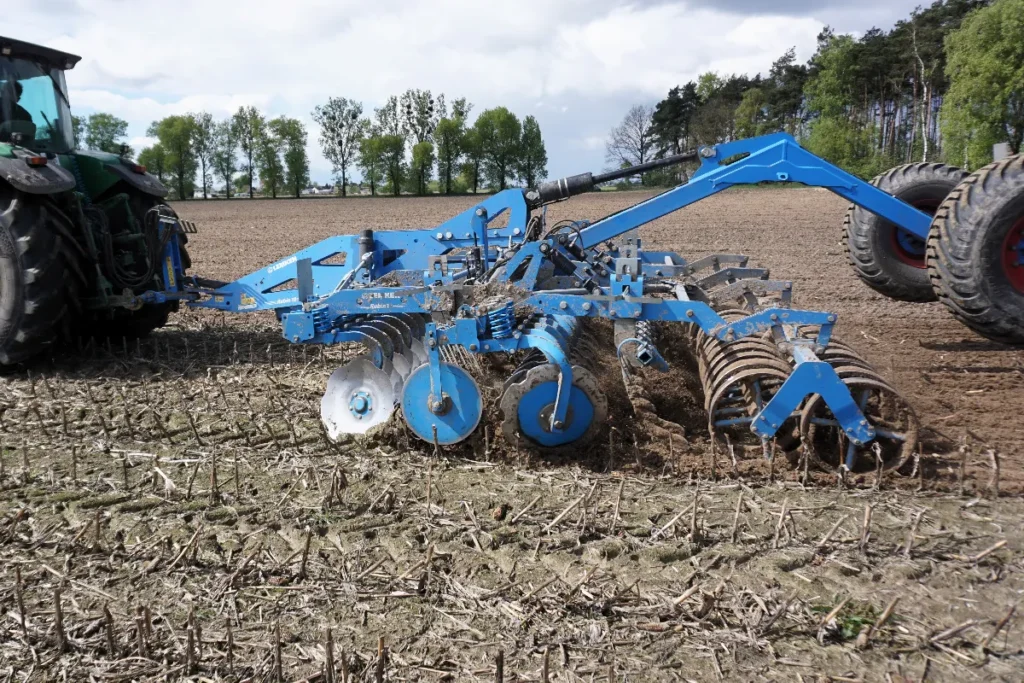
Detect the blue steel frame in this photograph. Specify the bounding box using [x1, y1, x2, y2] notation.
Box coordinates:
[145, 132, 930, 452]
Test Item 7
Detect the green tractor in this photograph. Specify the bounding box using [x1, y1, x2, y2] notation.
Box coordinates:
[0, 36, 190, 367]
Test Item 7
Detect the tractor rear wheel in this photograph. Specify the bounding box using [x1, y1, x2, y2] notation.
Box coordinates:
[844, 163, 968, 302]
[0, 187, 71, 366]
[927, 154, 1024, 345]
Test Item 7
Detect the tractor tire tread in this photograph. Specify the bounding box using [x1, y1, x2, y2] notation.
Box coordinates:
[844, 162, 967, 302]
[926, 154, 1024, 345]
[0, 189, 71, 366]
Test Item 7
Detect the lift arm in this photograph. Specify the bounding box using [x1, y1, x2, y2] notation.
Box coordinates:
[572, 133, 933, 250]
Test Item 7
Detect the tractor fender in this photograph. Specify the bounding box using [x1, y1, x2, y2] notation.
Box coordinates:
[0, 150, 76, 195]
[74, 150, 169, 199]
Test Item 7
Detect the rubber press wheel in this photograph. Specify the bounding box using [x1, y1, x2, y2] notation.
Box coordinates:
[843, 163, 968, 302]
[0, 186, 72, 366]
[927, 154, 1024, 345]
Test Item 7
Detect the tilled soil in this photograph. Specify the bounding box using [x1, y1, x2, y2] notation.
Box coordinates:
[0, 190, 1021, 682]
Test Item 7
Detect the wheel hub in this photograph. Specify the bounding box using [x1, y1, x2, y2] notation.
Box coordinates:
[500, 363, 606, 448]
[892, 228, 927, 267]
[349, 391, 372, 419]
[1002, 217, 1024, 294]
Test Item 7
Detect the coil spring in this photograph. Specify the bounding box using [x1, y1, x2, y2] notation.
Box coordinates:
[487, 299, 516, 339]
[312, 305, 332, 333]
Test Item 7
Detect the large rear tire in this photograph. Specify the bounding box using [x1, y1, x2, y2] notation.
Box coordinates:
[927, 154, 1024, 345]
[844, 163, 968, 302]
[0, 187, 70, 366]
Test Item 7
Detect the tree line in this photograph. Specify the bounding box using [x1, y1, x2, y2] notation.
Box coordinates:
[608, 0, 1023, 183]
[311, 90, 548, 196]
[71, 92, 549, 199]
[73, 110, 310, 200]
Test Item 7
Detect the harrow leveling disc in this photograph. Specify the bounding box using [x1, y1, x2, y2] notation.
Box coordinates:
[500, 364, 607, 448]
[321, 356, 396, 439]
[401, 362, 483, 445]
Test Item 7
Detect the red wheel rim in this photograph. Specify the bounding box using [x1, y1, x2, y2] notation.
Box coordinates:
[1003, 216, 1024, 294]
[889, 198, 937, 269]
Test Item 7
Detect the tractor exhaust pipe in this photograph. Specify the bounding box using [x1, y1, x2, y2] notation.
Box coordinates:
[525, 150, 698, 208]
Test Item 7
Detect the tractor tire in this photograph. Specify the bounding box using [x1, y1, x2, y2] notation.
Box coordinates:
[927, 154, 1024, 346]
[0, 187, 70, 366]
[843, 163, 968, 302]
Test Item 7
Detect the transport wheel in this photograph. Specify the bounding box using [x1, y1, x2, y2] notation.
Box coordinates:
[0, 185, 71, 366]
[927, 154, 1024, 345]
[844, 163, 967, 302]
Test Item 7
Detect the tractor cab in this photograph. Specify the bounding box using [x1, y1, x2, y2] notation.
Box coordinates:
[0, 36, 80, 155]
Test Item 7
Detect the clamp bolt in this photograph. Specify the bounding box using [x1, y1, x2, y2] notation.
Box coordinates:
[559, 301, 568, 310]
[469, 343, 478, 351]
[582, 302, 592, 311]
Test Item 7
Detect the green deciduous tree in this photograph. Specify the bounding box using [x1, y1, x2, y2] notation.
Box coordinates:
[358, 130, 385, 196]
[258, 118, 287, 198]
[941, 0, 1024, 168]
[474, 107, 521, 190]
[517, 115, 547, 187]
[380, 134, 406, 196]
[434, 98, 472, 194]
[85, 112, 131, 156]
[191, 111, 215, 198]
[71, 115, 84, 149]
[409, 140, 435, 195]
[232, 106, 264, 198]
[147, 115, 197, 200]
[375, 96, 403, 138]
[137, 144, 167, 183]
[734, 87, 768, 139]
[233, 172, 251, 196]
[211, 120, 236, 199]
[460, 128, 484, 193]
[272, 117, 310, 198]
[312, 97, 366, 196]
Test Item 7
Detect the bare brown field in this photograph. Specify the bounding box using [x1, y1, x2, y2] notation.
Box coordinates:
[0, 190, 1022, 681]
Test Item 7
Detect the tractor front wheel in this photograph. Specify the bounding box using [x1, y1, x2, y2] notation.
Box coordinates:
[0, 186, 71, 366]
[844, 163, 968, 302]
[927, 154, 1024, 345]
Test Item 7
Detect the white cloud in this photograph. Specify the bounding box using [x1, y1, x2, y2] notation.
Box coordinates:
[5, 0, 921, 182]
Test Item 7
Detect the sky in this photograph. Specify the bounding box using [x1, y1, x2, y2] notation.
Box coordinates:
[7, 0, 929, 185]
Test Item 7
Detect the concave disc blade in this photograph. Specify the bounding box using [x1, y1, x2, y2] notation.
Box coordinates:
[409, 339, 428, 367]
[321, 356, 396, 439]
[390, 346, 412, 396]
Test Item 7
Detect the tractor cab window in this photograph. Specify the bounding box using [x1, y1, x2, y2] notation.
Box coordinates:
[0, 56, 74, 153]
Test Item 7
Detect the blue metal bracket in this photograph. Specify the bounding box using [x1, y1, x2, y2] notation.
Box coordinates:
[575, 133, 934, 248]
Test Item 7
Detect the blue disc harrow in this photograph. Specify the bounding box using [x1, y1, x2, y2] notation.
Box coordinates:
[142, 133, 931, 474]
